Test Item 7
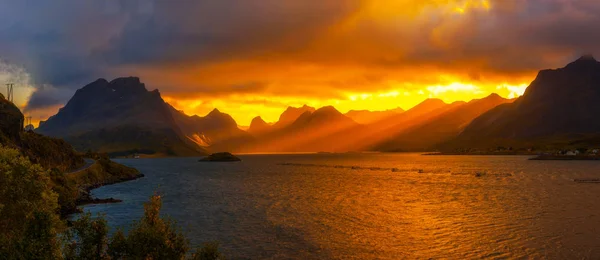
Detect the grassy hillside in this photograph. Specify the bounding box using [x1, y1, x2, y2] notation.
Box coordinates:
[19, 131, 84, 172]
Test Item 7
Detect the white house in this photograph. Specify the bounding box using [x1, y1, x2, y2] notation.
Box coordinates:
[565, 150, 579, 156]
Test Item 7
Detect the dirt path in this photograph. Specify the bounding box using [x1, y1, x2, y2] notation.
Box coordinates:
[67, 158, 96, 174]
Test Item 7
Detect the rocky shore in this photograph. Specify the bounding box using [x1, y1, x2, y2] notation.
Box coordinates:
[66, 157, 144, 214]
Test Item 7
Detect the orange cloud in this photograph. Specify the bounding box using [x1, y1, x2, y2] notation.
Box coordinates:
[4, 0, 598, 125]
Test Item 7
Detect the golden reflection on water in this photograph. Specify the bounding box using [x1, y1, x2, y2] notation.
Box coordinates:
[87, 154, 600, 259]
[262, 154, 600, 259]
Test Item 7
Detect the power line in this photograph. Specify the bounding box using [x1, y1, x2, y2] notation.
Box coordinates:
[6, 83, 14, 102]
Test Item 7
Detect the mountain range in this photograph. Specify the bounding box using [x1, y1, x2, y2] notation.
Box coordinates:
[375, 93, 512, 151]
[344, 107, 404, 124]
[35, 56, 600, 155]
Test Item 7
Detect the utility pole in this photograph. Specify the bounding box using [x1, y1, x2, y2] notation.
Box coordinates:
[6, 83, 14, 103]
[24, 116, 34, 131]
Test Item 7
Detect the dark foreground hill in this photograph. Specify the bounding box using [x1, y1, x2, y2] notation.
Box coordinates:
[0, 93, 83, 171]
[449, 55, 600, 149]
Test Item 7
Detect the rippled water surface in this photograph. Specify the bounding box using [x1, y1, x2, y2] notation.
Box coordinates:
[82, 153, 600, 259]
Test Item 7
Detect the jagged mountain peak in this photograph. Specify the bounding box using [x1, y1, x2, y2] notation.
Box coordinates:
[562, 54, 600, 71]
[37, 77, 206, 156]
[314, 105, 341, 114]
[468, 93, 506, 104]
[421, 98, 446, 105]
[407, 98, 448, 113]
[248, 116, 272, 134]
[275, 104, 316, 128]
[486, 93, 502, 99]
[575, 54, 597, 62]
[282, 104, 316, 114]
[109, 76, 141, 85]
[251, 116, 266, 123]
[207, 108, 222, 116]
[76, 76, 149, 98]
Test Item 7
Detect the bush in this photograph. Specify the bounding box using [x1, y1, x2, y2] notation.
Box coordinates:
[191, 242, 225, 260]
[108, 194, 189, 259]
[49, 168, 79, 216]
[63, 212, 108, 260]
[0, 144, 62, 258]
[0, 144, 225, 260]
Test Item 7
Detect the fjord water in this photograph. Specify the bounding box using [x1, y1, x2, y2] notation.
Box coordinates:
[83, 153, 600, 259]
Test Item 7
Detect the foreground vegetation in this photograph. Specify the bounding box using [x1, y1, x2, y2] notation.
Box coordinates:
[0, 145, 224, 259]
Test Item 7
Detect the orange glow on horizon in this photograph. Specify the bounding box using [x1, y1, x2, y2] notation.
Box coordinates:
[164, 80, 530, 126]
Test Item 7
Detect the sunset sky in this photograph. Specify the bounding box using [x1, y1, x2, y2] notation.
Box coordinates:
[0, 0, 599, 125]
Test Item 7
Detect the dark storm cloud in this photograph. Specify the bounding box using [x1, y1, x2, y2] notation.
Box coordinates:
[1, 0, 600, 112]
[24, 84, 73, 111]
[399, 0, 600, 73]
[96, 1, 358, 65]
[0, 0, 358, 109]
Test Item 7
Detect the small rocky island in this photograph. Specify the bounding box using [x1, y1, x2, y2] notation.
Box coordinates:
[199, 152, 242, 162]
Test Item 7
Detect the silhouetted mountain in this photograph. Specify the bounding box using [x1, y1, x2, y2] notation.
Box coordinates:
[345, 107, 404, 124]
[325, 98, 461, 151]
[377, 93, 512, 151]
[236, 106, 358, 152]
[288, 106, 355, 130]
[402, 98, 452, 119]
[248, 116, 272, 135]
[167, 106, 253, 151]
[452, 56, 600, 149]
[37, 77, 205, 157]
[273, 105, 316, 128]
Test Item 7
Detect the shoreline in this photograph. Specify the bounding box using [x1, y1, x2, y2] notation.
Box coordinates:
[529, 155, 600, 160]
[65, 158, 144, 216]
[423, 152, 536, 156]
[67, 173, 144, 216]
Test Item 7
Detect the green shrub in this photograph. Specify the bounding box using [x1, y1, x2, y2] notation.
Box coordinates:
[0, 144, 62, 258]
[0, 144, 225, 260]
[63, 213, 109, 260]
[111, 194, 190, 259]
[49, 168, 79, 216]
[107, 229, 127, 259]
[191, 242, 225, 260]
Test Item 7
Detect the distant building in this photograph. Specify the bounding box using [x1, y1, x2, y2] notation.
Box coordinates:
[565, 150, 579, 156]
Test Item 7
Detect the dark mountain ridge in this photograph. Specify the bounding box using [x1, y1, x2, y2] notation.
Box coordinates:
[451, 55, 600, 149]
[167, 106, 253, 152]
[37, 77, 205, 157]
